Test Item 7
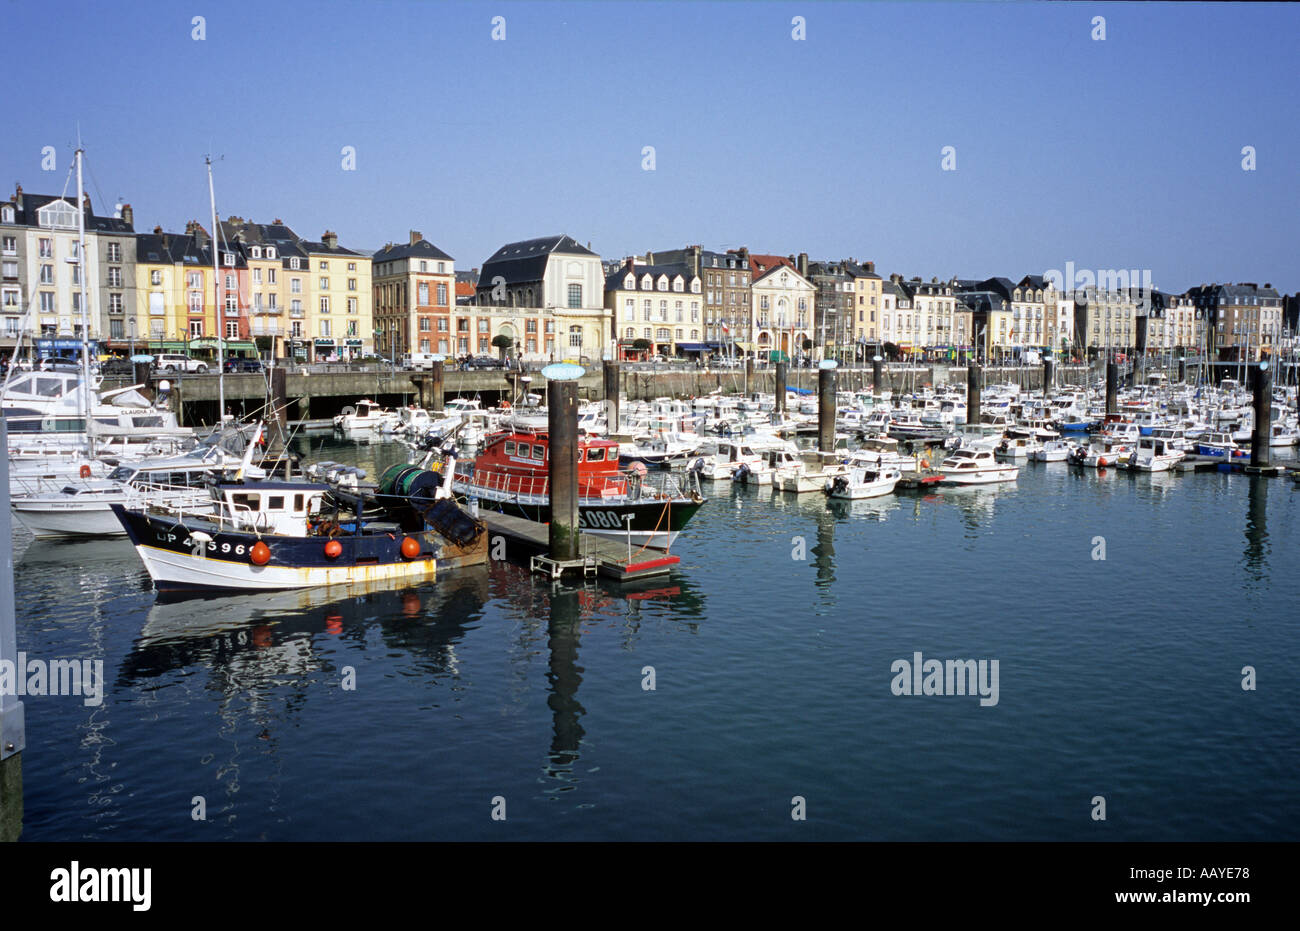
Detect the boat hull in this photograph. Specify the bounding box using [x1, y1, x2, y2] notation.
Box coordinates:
[11, 500, 130, 538]
[456, 488, 703, 549]
[111, 505, 485, 592]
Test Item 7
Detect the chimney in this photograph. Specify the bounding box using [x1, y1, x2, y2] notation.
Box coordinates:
[797, 252, 808, 277]
[691, 244, 701, 277]
[645, 251, 654, 266]
[409, 230, 422, 245]
[625, 257, 635, 275]
[13, 183, 22, 210]
[273, 218, 284, 225]
[323, 230, 338, 249]
[82, 192, 92, 213]
[153, 225, 163, 235]
[866, 261, 875, 274]
[122, 203, 134, 227]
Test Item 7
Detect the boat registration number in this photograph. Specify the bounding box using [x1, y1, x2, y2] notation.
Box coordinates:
[580, 510, 625, 529]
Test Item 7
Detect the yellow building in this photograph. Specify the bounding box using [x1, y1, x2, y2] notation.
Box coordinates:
[134, 225, 217, 351]
[301, 231, 373, 360]
[847, 260, 882, 351]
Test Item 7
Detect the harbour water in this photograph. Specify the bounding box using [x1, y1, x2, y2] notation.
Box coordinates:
[11, 435, 1299, 841]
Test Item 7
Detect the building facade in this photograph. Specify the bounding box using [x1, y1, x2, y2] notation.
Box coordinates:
[474, 234, 609, 362]
[371, 232, 455, 359]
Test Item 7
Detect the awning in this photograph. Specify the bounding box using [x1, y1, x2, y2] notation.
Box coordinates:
[675, 342, 709, 352]
[733, 342, 756, 352]
[146, 340, 189, 352]
[225, 340, 257, 353]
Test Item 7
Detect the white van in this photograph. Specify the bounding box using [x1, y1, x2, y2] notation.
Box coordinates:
[400, 352, 439, 370]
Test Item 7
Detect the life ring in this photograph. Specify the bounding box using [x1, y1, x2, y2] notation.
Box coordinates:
[79, 464, 92, 479]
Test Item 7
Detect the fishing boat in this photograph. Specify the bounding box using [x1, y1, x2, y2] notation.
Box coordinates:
[110, 467, 488, 592]
[937, 448, 1020, 485]
[448, 416, 705, 549]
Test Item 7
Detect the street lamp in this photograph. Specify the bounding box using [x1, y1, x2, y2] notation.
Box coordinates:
[128, 317, 135, 359]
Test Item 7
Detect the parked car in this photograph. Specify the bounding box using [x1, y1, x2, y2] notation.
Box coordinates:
[38, 357, 88, 374]
[224, 357, 264, 373]
[100, 356, 137, 375]
[153, 353, 209, 374]
[464, 355, 506, 370]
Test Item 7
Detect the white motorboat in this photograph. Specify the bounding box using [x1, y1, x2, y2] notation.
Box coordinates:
[9, 429, 262, 538]
[937, 448, 1020, 485]
[825, 464, 901, 499]
[1127, 435, 1184, 473]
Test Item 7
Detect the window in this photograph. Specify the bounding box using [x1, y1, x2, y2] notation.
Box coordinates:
[109, 293, 123, 313]
[567, 284, 582, 308]
[291, 278, 301, 293]
[437, 262, 446, 274]
[418, 282, 429, 305]
[516, 443, 530, 458]
[478, 319, 489, 333]
[320, 320, 331, 337]
[436, 318, 448, 332]
[569, 326, 583, 348]
[2, 289, 16, 307]
[419, 317, 431, 332]
[267, 268, 276, 284]
[532, 444, 545, 461]
[226, 321, 239, 339]
[319, 261, 328, 270]
[347, 298, 357, 314]
[419, 261, 428, 272]
[436, 283, 447, 305]
[319, 277, 329, 290]
[289, 257, 300, 270]
[224, 252, 235, 267]
[0, 207, 11, 224]
[224, 274, 234, 291]
[1, 261, 15, 279]
[40, 264, 53, 284]
[1, 237, 15, 255]
[190, 320, 204, 337]
[347, 278, 356, 291]
[320, 296, 330, 314]
[39, 238, 52, 258]
[347, 262, 356, 271]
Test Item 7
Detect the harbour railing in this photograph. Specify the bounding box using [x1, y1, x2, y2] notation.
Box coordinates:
[453, 463, 702, 502]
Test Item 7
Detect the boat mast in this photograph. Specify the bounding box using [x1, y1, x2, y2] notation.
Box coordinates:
[75, 144, 94, 458]
[206, 155, 225, 428]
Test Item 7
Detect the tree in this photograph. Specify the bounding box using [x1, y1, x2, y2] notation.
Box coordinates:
[632, 338, 652, 352]
[491, 333, 513, 360]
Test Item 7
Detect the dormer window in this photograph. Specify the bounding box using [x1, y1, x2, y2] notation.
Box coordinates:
[37, 200, 78, 230]
[250, 246, 261, 258]
[641, 274, 653, 290]
[673, 278, 683, 292]
[266, 247, 276, 259]
[290, 257, 300, 270]
[625, 274, 635, 289]
[224, 252, 235, 266]
[1, 206, 12, 224]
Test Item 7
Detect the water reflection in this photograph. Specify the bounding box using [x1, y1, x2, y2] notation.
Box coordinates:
[937, 484, 1014, 536]
[1243, 477, 1269, 584]
[543, 586, 584, 785]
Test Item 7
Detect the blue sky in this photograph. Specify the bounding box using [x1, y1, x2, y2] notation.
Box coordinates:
[5, 1, 1297, 293]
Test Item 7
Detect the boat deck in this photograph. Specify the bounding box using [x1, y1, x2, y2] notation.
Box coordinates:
[477, 511, 679, 581]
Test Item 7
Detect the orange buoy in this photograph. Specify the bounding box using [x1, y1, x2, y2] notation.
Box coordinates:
[79, 464, 92, 478]
[324, 540, 343, 559]
[1097, 457, 1108, 468]
[400, 536, 421, 559]
[920, 459, 929, 470]
[250, 541, 272, 565]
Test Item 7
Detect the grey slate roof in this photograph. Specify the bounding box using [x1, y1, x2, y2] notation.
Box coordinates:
[478, 234, 596, 286]
[372, 238, 453, 263]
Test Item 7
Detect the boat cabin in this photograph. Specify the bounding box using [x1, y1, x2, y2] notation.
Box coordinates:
[215, 482, 328, 535]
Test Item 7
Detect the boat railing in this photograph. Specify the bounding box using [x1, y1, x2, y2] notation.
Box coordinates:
[455, 462, 701, 502]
